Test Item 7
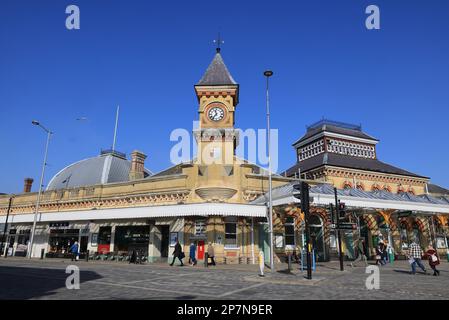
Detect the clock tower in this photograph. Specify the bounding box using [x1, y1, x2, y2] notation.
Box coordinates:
[194, 48, 239, 166]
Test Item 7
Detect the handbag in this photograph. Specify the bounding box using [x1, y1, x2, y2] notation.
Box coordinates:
[180, 252, 185, 259]
[431, 254, 438, 263]
[408, 257, 415, 265]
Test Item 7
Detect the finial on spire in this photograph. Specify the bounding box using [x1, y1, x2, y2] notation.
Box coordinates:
[213, 32, 224, 53]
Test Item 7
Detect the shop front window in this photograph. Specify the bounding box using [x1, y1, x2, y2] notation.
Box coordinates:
[225, 217, 237, 247]
[114, 225, 150, 255]
[195, 220, 206, 237]
[49, 229, 80, 254]
[15, 230, 30, 257]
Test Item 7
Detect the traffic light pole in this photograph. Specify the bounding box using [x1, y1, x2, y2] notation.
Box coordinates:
[301, 182, 312, 280]
[334, 187, 344, 271]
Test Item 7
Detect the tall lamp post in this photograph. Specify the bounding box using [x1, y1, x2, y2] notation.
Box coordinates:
[264, 70, 274, 272]
[1, 195, 14, 257]
[28, 120, 52, 259]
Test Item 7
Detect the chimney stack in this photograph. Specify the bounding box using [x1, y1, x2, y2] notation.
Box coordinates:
[24, 178, 34, 193]
[129, 150, 147, 181]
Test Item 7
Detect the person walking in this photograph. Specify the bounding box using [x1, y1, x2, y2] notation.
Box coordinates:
[129, 249, 137, 264]
[408, 239, 427, 275]
[170, 240, 184, 266]
[375, 241, 386, 266]
[424, 245, 440, 276]
[207, 242, 216, 266]
[351, 238, 368, 267]
[189, 242, 197, 266]
[69, 241, 79, 261]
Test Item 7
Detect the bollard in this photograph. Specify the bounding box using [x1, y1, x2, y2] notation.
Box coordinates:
[85, 250, 89, 262]
[204, 252, 208, 268]
[259, 251, 265, 277]
[312, 250, 316, 271]
[300, 249, 304, 272]
[287, 253, 292, 272]
[40, 248, 45, 259]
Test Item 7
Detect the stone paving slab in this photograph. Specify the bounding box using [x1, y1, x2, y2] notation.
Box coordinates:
[0, 257, 448, 300]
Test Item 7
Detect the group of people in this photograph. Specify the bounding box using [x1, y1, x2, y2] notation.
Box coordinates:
[408, 240, 441, 276]
[169, 240, 216, 267]
[351, 237, 441, 276]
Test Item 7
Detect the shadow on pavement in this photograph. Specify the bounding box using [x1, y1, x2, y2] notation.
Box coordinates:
[0, 266, 102, 300]
[393, 269, 428, 275]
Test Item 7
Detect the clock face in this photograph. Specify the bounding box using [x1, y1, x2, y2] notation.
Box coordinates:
[208, 106, 225, 122]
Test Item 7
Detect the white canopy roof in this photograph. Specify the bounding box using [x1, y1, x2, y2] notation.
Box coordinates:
[0, 202, 267, 224]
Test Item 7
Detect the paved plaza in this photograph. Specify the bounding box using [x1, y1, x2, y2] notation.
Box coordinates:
[0, 257, 448, 300]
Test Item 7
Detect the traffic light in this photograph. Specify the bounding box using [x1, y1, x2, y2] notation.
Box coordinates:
[338, 201, 346, 219]
[293, 182, 309, 215]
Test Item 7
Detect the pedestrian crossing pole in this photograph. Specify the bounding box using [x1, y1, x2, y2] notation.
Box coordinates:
[334, 187, 344, 271]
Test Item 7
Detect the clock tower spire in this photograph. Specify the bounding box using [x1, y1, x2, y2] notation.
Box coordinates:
[194, 47, 239, 165]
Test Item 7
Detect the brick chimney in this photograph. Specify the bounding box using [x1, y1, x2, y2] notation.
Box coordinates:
[24, 178, 34, 193]
[129, 150, 147, 181]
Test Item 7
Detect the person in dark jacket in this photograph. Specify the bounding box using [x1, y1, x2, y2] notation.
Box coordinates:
[424, 245, 440, 276]
[376, 241, 387, 266]
[170, 240, 184, 266]
[129, 249, 137, 264]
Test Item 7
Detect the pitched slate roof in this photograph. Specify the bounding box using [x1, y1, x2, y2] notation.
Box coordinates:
[427, 183, 449, 195]
[281, 152, 428, 179]
[252, 182, 449, 208]
[196, 52, 237, 86]
[293, 120, 378, 146]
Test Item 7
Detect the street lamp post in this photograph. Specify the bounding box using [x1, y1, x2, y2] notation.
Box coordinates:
[264, 70, 274, 272]
[1, 195, 14, 257]
[28, 120, 52, 259]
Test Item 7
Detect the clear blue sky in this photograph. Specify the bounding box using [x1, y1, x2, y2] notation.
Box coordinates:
[1, 0, 448, 194]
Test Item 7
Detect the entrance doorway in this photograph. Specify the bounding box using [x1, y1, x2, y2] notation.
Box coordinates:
[80, 236, 88, 254]
[160, 225, 169, 258]
[309, 215, 326, 262]
[258, 223, 270, 264]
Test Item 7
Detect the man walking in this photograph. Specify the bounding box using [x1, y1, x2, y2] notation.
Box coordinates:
[408, 239, 427, 275]
[69, 241, 79, 262]
[170, 240, 184, 266]
[351, 238, 368, 267]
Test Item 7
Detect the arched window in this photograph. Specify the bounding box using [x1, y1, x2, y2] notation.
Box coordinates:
[400, 221, 409, 249]
[412, 222, 421, 245]
[342, 181, 352, 190]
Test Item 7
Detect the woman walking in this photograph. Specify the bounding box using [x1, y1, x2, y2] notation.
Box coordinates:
[424, 245, 440, 276]
[189, 242, 197, 266]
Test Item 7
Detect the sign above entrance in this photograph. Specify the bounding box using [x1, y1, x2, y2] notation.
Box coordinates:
[49, 222, 69, 228]
[330, 223, 357, 230]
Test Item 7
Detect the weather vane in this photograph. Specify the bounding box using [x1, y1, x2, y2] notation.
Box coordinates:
[213, 33, 224, 53]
